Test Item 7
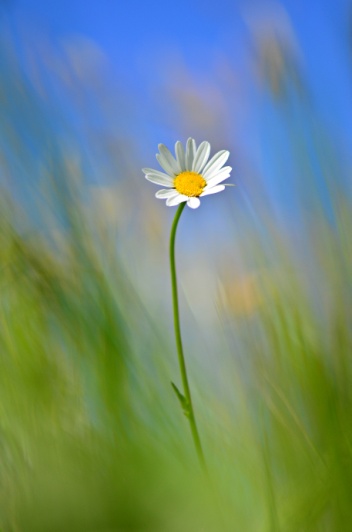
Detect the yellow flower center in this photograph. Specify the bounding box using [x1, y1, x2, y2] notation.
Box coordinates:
[174, 171, 206, 197]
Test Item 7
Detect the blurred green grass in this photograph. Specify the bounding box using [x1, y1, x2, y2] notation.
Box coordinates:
[1, 170, 352, 531]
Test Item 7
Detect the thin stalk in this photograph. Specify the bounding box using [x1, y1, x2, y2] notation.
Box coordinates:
[169, 202, 206, 469]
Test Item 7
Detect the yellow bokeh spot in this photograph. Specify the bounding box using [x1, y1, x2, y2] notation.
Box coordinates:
[174, 171, 206, 197]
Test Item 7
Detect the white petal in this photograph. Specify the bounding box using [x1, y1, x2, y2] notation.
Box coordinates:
[158, 144, 181, 175]
[175, 141, 186, 171]
[156, 154, 176, 177]
[200, 184, 225, 197]
[202, 150, 230, 178]
[145, 172, 174, 187]
[185, 138, 197, 170]
[142, 167, 167, 175]
[166, 193, 188, 206]
[187, 197, 201, 209]
[155, 189, 177, 198]
[164, 191, 180, 202]
[205, 166, 232, 187]
[192, 141, 211, 173]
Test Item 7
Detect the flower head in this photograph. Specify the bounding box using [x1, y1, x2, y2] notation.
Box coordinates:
[143, 138, 232, 209]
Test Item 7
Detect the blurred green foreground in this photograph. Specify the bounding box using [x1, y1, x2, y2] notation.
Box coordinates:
[1, 158, 352, 532]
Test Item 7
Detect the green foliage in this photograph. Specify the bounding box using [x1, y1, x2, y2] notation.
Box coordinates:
[171, 381, 191, 418]
[0, 178, 351, 531]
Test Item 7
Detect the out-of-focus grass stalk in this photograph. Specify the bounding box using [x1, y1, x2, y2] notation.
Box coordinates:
[169, 202, 206, 469]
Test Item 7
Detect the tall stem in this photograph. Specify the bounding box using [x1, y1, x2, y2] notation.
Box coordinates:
[169, 202, 206, 469]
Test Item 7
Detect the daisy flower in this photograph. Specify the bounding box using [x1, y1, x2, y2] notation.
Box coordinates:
[142, 138, 232, 209]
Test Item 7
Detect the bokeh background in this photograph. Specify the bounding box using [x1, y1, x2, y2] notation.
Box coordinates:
[1, 0, 352, 530]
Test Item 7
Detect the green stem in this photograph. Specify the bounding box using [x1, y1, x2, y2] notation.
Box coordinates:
[169, 202, 206, 469]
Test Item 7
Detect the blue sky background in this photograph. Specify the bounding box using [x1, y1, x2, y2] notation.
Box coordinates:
[1, 0, 352, 226]
[8, 0, 352, 136]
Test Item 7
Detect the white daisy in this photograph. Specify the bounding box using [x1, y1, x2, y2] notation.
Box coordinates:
[142, 138, 232, 209]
